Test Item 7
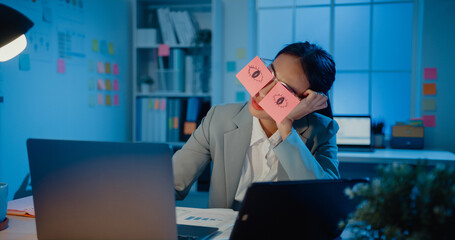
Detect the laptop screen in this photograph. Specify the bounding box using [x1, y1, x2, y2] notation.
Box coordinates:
[334, 116, 371, 147]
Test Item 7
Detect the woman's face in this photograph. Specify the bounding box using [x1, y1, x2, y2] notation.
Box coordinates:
[248, 53, 310, 121]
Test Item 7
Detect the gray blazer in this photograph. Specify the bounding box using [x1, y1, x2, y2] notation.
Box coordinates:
[173, 102, 340, 209]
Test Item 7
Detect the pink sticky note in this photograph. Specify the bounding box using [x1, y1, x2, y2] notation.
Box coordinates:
[57, 59, 65, 73]
[97, 79, 105, 90]
[423, 68, 437, 80]
[236, 56, 274, 96]
[113, 94, 119, 106]
[258, 83, 300, 123]
[113, 63, 119, 75]
[97, 61, 105, 73]
[158, 44, 170, 57]
[97, 93, 104, 105]
[423, 115, 436, 127]
[113, 79, 119, 91]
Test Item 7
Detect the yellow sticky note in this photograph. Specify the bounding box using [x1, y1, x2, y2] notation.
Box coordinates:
[106, 95, 112, 106]
[236, 48, 247, 59]
[422, 99, 436, 111]
[105, 62, 111, 74]
[108, 42, 115, 55]
[92, 39, 99, 52]
[105, 79, 112, 90]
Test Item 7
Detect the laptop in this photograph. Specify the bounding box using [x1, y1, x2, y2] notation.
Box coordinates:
[27, 139, 217, 240]
[230, 178, 369, 240]
[334, 115, 374, 152]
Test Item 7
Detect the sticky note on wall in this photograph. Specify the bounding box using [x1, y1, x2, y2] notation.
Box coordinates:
[423, 115, 436, 127]
[423, 83, 436, 95]
[422, 99, 436, 111]
[423, 68, 437, 80]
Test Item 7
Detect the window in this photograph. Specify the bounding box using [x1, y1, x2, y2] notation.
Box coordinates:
[256, 0, 417, 134]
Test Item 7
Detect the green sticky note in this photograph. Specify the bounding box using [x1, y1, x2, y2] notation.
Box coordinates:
[108, 42, 115, 55]
[236, 48, 247, 59]
[227, 61, 236, 72]
[88, 78, 95, 90]
[92, 39, 99, 52]
[422, 98, 436, 111]
[88, 95, 96, 107]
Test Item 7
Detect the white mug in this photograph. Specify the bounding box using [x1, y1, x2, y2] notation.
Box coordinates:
[0, 183, 8, 222]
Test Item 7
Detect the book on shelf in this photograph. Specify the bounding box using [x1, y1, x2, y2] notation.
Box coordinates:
[137, 97, 210, 144]
[156, 8, 198, 46]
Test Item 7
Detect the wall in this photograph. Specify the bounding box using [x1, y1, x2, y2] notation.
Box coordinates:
[421, 0, 455, 152]
[0, 0, 132, 200]
[220, 0, 253, 104]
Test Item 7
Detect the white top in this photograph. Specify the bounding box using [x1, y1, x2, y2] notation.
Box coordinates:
[234, 117, 282, 202]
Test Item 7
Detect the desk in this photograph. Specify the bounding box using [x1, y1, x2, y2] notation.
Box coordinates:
[338, 149, 455, 179]
[0, 208, 236, 240]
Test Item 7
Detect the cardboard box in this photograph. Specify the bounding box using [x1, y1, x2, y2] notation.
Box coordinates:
[392, 125, 424, 138]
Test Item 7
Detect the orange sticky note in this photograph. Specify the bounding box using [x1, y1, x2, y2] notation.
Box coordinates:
[105, 62, 111, 74]
[423, 68, 437, 80]
[258, 83, 300, 123]
[423, 83, 436, 95]
[236, 56, 274, 96]
[158, 44, 170, 57]
[423, 115, 435, 127]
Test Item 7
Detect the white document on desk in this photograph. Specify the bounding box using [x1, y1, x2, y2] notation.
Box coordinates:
[176, 207, 238, 239]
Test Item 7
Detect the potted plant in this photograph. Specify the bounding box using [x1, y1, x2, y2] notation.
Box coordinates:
[372, 120, 385, 148]
[138, 75, 154, 93]
[342, 163, 455, 240]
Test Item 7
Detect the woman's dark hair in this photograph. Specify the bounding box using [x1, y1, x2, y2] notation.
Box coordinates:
[275, 42, 336, 118]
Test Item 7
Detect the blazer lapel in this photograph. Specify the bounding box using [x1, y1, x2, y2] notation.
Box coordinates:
[224, 105, 252, 205]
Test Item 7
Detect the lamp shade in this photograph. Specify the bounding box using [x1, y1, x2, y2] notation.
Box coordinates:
[0, 3, 34, 61]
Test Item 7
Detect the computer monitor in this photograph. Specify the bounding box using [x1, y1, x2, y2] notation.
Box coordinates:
[333, 115, 373, 151]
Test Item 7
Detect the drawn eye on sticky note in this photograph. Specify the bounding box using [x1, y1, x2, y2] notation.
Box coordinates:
[258, 83, 300, 123]
[236, 56, 274, 96]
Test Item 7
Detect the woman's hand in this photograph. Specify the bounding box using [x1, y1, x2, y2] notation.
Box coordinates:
[277, 89, 328, 139]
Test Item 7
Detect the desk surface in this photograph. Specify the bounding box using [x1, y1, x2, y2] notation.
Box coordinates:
[0, 214, 235, 240]
[338, 149, 455, 165]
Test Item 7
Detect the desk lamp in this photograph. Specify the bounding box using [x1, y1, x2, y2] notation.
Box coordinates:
[0, 3, 34, 62]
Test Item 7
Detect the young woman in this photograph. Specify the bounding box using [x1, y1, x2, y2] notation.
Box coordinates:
[173, 42, 339, 210]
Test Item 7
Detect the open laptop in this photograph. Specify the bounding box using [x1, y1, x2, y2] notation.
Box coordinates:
[230, 178, 369, 240]
[27, 139, 217, 240]
[334, 115, 374, 152]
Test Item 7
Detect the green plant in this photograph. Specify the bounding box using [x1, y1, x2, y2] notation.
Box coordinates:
[342, 163, 455, 240]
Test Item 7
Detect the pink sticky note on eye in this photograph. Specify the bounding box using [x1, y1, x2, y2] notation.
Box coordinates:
[113, 63, 119, 75]
[158, 44, 170, 57]
[113, 79, 119, 91]
[258, 83, 300, 123]
[236, 56, 274, 96]
[97, 61, 105, 73]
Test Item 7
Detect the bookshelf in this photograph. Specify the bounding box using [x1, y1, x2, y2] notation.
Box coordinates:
[132, 0, 221, 147]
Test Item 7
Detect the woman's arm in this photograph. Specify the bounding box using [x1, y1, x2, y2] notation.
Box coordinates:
[274, 118, 340, 180]
[172, 106, 216, 199]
